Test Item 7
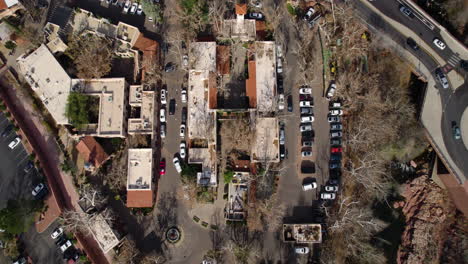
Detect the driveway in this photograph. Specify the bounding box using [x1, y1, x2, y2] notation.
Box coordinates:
[20, 221, 65, 264]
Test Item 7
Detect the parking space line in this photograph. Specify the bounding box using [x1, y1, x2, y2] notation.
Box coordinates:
[16, 155, 30, 168]
[14, 148, 27, 159]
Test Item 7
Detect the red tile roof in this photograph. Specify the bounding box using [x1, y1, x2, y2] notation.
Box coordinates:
[127, 190, 153, 208]
[133, 33, 159, 81]
[76, 136, 109, 169]
[246, 60, 257, 108]
[0, 0, 7, 10]
[235, 3, 247, 15]
[208, 72, 217, 109]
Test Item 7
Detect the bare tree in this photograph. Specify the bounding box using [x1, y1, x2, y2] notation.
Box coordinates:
[79, 184, 107, 209]
[60, 209, 114, 235]
[114, 238, 139, 264]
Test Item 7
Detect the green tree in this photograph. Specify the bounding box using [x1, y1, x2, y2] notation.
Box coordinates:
[4, 41, 16, 50]
[141, 0, 163, 23]
[65, 92, 92, 128]
[0, 200, 42, 235]
[224, 170, 234, 184]
[181, 163, 199, 184]
[286, 3, 297, 16]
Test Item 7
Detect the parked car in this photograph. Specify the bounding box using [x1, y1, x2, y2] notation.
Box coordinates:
[278, 94, 285, 110]
[301, 107, 313, 115]
[326, 83, 336, 100]
[330, 154, 342, 161]
[461, 60, 468, 71]
[435, 68, 449, 89]
[8, 137, 21, 150]
[287, 95, 293, 112]
[24, 161, 34, 173]
[303, 7, 316, 21]
[51, 227, 63, 240]
[137, 4, 143, 15]
[302, 141, 313, 147]
[328, 116, 340, 123]
[300, 125, 312, 132]
[160, 160, 166, 175]
[433, 38, 446, 50]
[406, 37, 419, 50]
[180, 124, 186, 138]
[330, 124, 343, 130]
[331, 102, 341, 108]
[111, 0, 119, 5]
[331, 147, 342, 153]
[181, 107, 187, 123]
[279, 126, 285, 145]
[60, 240, 72, 252]
[299, 87, 312, 94]
[181, 89, 187, 103]
[160, 123, 166, 138]
[1, 124, 13, 137]
[129, 2, 138, 14]
[329, 109, 343, 116]
[32, 183, 46, 196]
[247, 12, 264, 20]
[325, 185, 338, 192]
[301, 116, 314, 123]
[160, 108, 166, 122]
[295, 246, 310, 254]
[330, 138, 342, 145]
[169, 99, 176, 115]
[182, 55, 188, 67]
[320, 192, 336, 200]
[328, 177, 340, 185]
[329, 162, 341, 169]
[452, 125, 461, 140]
[276, 44, 283, 58]
[300, 101, 312, 107]
[301, 151, 312, 157]
[173, 157, 182, 173]
[302, 182, 317, 191]
[280, 145, 286, 160]
[160, 88, 167, 104]
[277, 58, 283, 74]
[180, 142, 186, 159]
[164, 62, 176, 72]
[399, 6, 414, 18]
[331, 131, 342, 138]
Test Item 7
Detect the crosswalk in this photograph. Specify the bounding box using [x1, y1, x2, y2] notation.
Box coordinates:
[447, 53, 461, 67]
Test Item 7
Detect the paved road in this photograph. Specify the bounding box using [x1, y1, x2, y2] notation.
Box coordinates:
[357, 0, 468, 182]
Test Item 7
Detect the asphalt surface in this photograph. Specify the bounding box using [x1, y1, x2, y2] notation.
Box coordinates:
[357, 0, 468, 181]
[20, 221, 66, 264]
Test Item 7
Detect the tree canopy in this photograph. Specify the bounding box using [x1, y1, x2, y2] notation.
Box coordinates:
[141, 0, 163, 23]
[0, 199, 42, 235]
[65, 92, 94, 128]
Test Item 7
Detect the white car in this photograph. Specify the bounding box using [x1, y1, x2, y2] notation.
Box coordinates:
[321, 192, 336, 200]
[181, 89, 187, 103]
[303, 7, 315, 21]
[295, 246, 310, 254]
[331, 131, 342, 138]
[329, 109, 343, 116]
[302, 182, 317, 191]
[32, 183, 45, 196]
[325, 185, 338, 192]
[180, 142, 186, 159]
[123, 1, 131, 13]
[182, 55, 188, 67]
[332, 102, 341, 108]
[433, 38, 446, 50]
[160, 124, 166, 138]
[276, 44, 283, 58]
[173, 157, 182, 173]
[299, 88, 312, 94]
[136, 4, 143, 15]
[180, 124, 186, 138]
[129, 2, 138, 14]
[8, 137, 21, 150]
[301, 151, 312, 157]
[278, 94, 285, 110]
[160, 88, 167, 104]
[299, 101, 312, 107]
[277, 59, 283, 74]
[301, 116, 314, 123]
[160, 108, 166, 122]
[60, 240, 72, 252]
[51, 227, 63, 240]
[326, 83, 337, 100]
[328, 116, 340, 123]
[300, 124, 312, 132]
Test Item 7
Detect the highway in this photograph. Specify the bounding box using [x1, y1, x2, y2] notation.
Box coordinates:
[353, 0, 468, 182]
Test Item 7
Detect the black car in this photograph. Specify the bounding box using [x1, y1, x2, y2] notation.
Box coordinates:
[406, 37, 419, 50]
[280, 145, 286, 160]
[329, 170, 341, 179]
[169, 99, 176, 115]
[461, 60, 468, 71]
[24, 161, 34, 173]
[247, 12, 264, 20]
[330, 138, 342, 145]
[181, 107, 187, 123]
[1, 124, 13, 137]
[330, 154, 342, 161]
[287, 95, 293, 112]
[329, 162, 341, 169]
[164, 62, 175, 72]
[328, 177, 339, 185]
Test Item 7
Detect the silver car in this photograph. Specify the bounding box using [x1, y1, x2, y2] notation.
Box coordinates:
[300, 125, 312, 132]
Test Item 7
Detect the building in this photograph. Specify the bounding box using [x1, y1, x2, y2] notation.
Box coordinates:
[75, 136, 109, 171]
[126, 148, 153, 208]
[17, 44, 72, 124]
[252, 41, 277, 113]
[0, 0, 18, 10]
[283, 224, 322, 243]
[89, 213, 121, 254]
[225, 171, 250, 221]
[187, 42, 218, 186]
[222, 3, 256, 41]
[128, 85, 155, 135]
[252, 117, 279, 163]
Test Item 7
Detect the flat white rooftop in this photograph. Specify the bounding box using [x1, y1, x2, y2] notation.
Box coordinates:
[17, 44, 71, 124]
[71, 78, 126, 137]
[255, 41, 277, 113]
[89, 213, 120, 253]
[128, 86, 154, 135]
[252, 117, 279, 163]
[127, 148, 152, 190]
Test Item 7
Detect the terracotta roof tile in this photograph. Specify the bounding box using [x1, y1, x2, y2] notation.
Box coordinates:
[127, 190, 153, 208]
[76, 136, 109, 168]
[235, 3, 247, 15]
[133, 33, 159, 81]
[0, 0, 7, 10]
[246, 60, 257, 108]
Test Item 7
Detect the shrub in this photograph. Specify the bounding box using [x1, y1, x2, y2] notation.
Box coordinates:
[286, 3, 296, 16]
[224, 170, 234, 184]
[4, 41, 16, 50]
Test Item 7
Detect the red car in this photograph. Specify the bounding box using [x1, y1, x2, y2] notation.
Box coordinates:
[159, 160, 166, 175]
[331, 147, 342, 153]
